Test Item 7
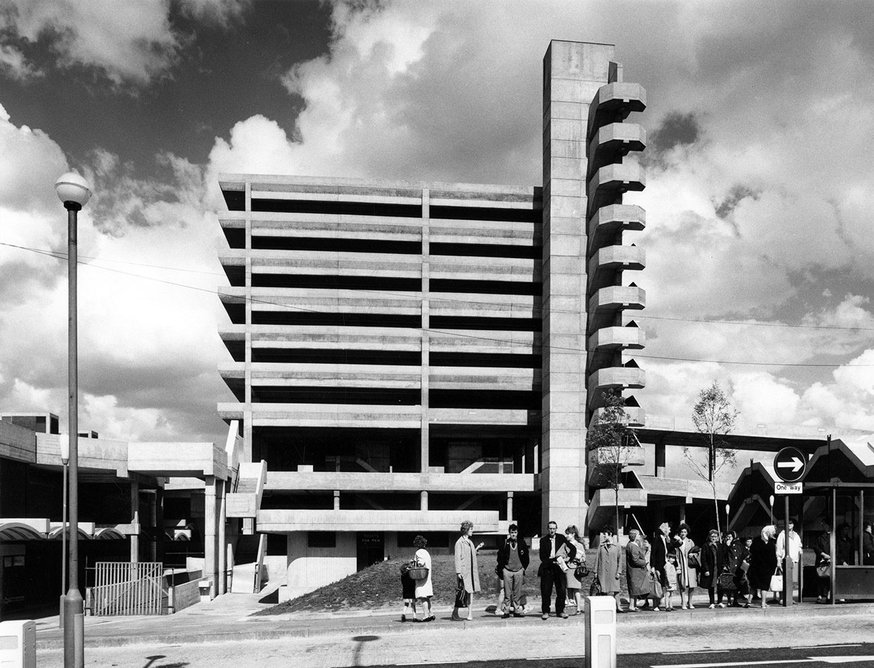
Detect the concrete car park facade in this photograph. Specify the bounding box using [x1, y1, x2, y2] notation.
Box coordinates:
[215, 40, 650, 596]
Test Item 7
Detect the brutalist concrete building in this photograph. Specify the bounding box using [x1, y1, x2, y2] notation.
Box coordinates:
[217, 40, 647, 596]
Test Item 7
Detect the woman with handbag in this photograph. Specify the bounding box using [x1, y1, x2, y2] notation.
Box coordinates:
[717, 531, 740, 607]
[412, 535, 434, 622]
[673, 523, 698, 609]
[561, 525, 586, 614]
[452, 520, 483, 621]
[699, 529, 723, 609]
[749, 524, 778, 608]
[625, 529, 650, 612]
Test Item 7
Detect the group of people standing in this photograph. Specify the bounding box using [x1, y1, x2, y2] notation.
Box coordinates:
[400, 516, 870, 622]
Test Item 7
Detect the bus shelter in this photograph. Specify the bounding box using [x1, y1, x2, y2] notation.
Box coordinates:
[727, 436, 874, 603]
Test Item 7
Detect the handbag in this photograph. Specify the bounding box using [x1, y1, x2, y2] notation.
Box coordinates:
[589, 578, 602, 596]
[769, 566, 783, 592]
[816, 563, 830, 578]
[574, 563, 589, 580]
[687, 547, 702, 569]
[408, 566, 429, 581]
[649, 571, 663, 599]
[717, 571, 736, 590]
[454, 585, 471, 609]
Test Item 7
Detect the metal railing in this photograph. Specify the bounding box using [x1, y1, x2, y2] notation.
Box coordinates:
[92, 562, 165, 615]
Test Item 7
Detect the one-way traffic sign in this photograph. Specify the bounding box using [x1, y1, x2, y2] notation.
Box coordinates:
[773, 446, 808, 483]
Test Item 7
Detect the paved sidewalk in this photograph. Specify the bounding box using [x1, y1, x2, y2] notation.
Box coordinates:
[34, 593, 874, 650]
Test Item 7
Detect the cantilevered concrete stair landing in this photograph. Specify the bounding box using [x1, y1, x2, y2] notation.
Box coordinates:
[226, 460, 267, 519]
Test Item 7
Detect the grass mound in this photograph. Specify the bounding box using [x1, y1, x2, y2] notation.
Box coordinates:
[258, 550, 608, 615]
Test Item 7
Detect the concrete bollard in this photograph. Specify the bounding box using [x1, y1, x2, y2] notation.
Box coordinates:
[199, 579, 214, 602]
[584, 596, 616, 668]
[0, 620, 36, 668]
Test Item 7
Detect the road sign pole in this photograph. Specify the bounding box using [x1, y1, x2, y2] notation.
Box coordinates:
[783, 494, 791, 607]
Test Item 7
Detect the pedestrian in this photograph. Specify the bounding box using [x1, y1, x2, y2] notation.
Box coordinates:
[625, 528, 650, 612]
[496, 523, 529, 617]
[717, 531, 740, 607]
[663, 552, 679, 611]
[452, 520, 483, 621]
[814, 520, 832, 603]
[538, 520, 569, 619]
[775, 518, 802, 604]
[699, 529, 722, 608]
[735, 536, 752, 607]
[749, 524, 778, 608]
[412, 535, 434, 622]
[837, 523, 853, 566]
[400, 555, 417, 622]
[673, 523, 698, 609]
[863, 521, 874, 566]
[649, 521, 672, 612]
[593, 526, 623, 612]
[560, 525, 586, 614]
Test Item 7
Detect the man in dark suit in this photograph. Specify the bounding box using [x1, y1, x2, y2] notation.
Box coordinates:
[539, 520, 568, 619]
[649, 521, 672, 611]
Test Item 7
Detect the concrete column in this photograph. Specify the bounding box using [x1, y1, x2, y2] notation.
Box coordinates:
[420, 491, 428, 511]
[218, 479, 227, 595]
[333, 490, 341, 510]
[655, 439, 666, 478]
[149, 492, 158, 562]
[129, 478, 139, 562]
[154, 486, 165, 563]
[243, 178, 253, 463]
[507, 492, 514, 523]
[420, 188, 430, 474]
[204, 475, 217, 595]
[541, 40, 614, 529]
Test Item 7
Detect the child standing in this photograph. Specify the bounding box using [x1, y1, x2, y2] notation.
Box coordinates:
[663, 552, 679, 611]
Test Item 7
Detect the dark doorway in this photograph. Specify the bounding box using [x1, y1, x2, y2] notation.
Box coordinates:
[356, 532, 384, 571]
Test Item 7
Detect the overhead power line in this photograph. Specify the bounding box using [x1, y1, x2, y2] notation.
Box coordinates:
[3, 240, 874, 368]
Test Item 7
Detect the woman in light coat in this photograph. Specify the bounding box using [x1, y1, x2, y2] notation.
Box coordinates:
[452, 520, 484, 621]
[625, 529, 650, 611]
[594, 526, 623, 611]
[673, 523, 698, 609]
[413, 534, 434, 622]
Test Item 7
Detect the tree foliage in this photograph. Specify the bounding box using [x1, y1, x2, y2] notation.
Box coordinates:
[684, 381, 739, 535]
[587, 389, 638, 534]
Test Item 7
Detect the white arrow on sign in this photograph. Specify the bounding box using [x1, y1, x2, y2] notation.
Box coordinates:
[776, 456, 804, 473]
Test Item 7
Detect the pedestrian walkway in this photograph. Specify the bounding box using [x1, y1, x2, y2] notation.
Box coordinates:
[34, 593, 874, 651]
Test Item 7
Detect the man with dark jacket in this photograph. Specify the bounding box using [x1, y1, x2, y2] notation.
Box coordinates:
[496, 523, 529, 617]
[538, 520, 568, 619]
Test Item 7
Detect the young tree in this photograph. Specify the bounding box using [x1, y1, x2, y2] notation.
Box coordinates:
[684, 382, 739, 535]
[587, 389, 639, 536]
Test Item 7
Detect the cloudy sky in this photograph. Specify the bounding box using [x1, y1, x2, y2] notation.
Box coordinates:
[1, 0, 873, 447]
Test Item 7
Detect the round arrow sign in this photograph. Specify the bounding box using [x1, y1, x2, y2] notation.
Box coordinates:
[773, 446, 808, 483]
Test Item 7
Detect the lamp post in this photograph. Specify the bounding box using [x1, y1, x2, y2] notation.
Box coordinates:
[769, 494, 775, 525]
[56, 172, 91, 668]
[59, 434, 69, 629]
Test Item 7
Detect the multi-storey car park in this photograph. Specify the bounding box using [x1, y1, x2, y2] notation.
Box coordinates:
[215, 40, 650, 597]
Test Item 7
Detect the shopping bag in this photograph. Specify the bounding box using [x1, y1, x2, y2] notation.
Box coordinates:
[769, 567, 783, 592]
[649, 572, 663, 599]
[816, 564, 830, 578]
[454, 586, 471, 609]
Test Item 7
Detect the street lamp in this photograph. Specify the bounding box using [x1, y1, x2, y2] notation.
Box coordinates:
[56, 171, 91, 668]
[59, 434, 69, 630]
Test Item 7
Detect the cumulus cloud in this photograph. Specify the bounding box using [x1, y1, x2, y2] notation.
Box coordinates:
[0, 0, 252, 86]
[0, 103, 231, 442]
